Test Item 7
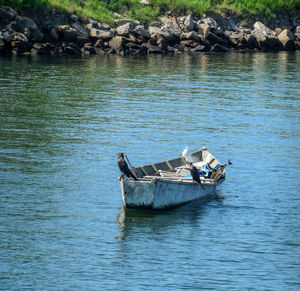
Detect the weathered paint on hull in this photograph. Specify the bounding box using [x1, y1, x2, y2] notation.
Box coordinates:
[121, 177, 219, 210]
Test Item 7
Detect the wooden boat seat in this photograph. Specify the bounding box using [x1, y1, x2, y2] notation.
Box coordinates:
[167, 157, 184, 169]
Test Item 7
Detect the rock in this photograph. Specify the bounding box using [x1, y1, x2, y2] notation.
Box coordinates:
[275, 28, 282, 35]
[109, 36, 126, 53]
[49, 28, 59, 41]
[255, 34, 282, 50]
[245, 34, 257, 49]
[133, 25, 151, 39]
[72, 22, 89, 38]
[89, 28, 113, 40]
[294, 26, 300, 41]
[252, 21, 282, 50]
[62, 42, 82, 55]
[8, 15, 43, 42]
[126, 42, 148, 55]
[228, 32, 240, 46]
[82, 43, 96, 54]
[184, 15, 196, 31]
[94, 39, 104, 48]
[6, 32, 28, 47]
[294, 41, 300, 50]
[197, 23, 210, 40]
[278, 29, 295, 50]
[201, 17, 218, 29]
[162, 21, 182, 39]
[229, 32, 257, 49]
[148, 26, 162, 36]
[31, 43, 55, 55]
[207, 32, 227, 45]
[140, 0, 150, 5]
[117, 22, 134, 37]
[141, 43, 162, 54]
[86, 19, 110, 30]
[148, 21, 182, 44]
[70, 14, 78, 23]
[226, 18, 237, 31]
[190, 45, 207, 52]
[0, 6, 18, 25]
[210, 43, 229, 52]
[6, 32, 30, 55]
[157, 37, 168, 50]
[56, 25, 78, 42]
[253, 21, 274, 37]
[180, 31, 202, 43]
[180, 40, 199, 48]
[126, 33, 139, 44]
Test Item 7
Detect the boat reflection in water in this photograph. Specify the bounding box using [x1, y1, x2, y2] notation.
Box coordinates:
[116, 193, 224, 240]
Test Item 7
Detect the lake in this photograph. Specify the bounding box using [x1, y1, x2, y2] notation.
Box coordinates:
[0, 52, 299, 290]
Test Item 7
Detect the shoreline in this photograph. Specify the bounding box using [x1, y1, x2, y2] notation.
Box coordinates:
[1, 5, 300, 58]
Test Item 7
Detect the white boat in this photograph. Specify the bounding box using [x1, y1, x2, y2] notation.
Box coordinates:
[119, 147, 228, 210]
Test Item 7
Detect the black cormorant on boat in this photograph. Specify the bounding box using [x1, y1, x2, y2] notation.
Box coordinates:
[118, 153, 137, 180]
[188, 162, 204, 189]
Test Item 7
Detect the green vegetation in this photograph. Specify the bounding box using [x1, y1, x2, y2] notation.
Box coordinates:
[1, 0, 300, 24]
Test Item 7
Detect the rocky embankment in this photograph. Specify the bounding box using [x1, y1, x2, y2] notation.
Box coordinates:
[1, 5, 300, 57]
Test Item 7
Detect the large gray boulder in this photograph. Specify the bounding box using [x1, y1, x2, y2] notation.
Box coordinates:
[117, 22, 134, 37]
[162, 21, 182, 38]
[252, 21, 281, 50]
[253, 21, 274, 37]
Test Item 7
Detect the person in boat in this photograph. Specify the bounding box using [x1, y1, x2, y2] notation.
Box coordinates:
[187, 162, 205, 189]
[117, 153, 137, 180]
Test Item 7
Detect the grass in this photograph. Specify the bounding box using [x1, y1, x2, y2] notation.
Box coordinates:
[1, 0, 300, 24]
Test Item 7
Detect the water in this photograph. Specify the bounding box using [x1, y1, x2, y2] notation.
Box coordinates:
[0, 52, 299, 290]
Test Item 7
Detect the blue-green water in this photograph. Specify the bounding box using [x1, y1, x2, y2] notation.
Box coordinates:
[0, 52, 299, 290]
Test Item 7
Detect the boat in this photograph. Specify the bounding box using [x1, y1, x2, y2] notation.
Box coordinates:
[119, 147, 229, 210]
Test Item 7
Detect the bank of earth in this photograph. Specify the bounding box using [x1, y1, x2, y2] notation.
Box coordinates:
[0, 4, 300, 57]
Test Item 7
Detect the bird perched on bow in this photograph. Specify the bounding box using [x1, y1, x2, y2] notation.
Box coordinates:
[187, 162, 204, 189]
[182, 146, 193, 163]
[117, 153, 137, 180]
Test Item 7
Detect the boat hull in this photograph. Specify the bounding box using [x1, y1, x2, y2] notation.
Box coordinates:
[120, 177, 219, 210]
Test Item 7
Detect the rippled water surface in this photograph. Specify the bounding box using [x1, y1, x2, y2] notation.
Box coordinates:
[0, 52, 299, 290]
